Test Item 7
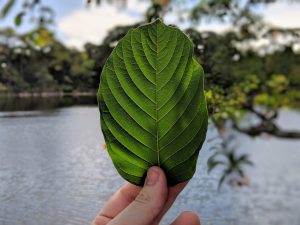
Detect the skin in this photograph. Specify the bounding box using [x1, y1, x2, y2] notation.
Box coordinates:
[91, 166, 201, 225]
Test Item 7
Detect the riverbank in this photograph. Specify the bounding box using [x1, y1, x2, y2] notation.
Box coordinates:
[0, 91, 97, 98]
[0, 94, 97, 112]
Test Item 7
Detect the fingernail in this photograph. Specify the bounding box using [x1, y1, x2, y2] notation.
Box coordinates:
[145, 167, 159, 186]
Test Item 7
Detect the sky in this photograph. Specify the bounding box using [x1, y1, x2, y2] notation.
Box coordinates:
[1, 0, 300, 49]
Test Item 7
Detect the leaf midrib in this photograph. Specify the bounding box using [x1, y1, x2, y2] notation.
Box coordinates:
[155, 22, 160, 166]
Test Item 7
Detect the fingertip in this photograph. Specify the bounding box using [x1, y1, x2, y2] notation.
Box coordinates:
[171, 211, 201, 225]
[98, 182, 141, 221]
[181, 211, 201, 225]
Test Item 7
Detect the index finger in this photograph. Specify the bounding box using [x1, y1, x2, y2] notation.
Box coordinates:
[92, 183, 141, 225]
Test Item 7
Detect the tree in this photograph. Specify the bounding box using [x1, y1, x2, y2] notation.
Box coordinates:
[0, 27, 98, 93]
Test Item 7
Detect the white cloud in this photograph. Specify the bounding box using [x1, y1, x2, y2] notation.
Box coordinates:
[164, 13, 231, 33]
[58, 1, 300, 49]
[263, 1, 300, 28]
[190, 1, 300, 33]
[58, 0, 149, 49]
[198, 23, 231, 33]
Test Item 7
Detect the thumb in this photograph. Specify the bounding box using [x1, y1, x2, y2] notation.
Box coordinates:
[109, 167, 168, 225]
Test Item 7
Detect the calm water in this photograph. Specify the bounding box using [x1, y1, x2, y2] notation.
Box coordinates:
[0, 98, 300, 225]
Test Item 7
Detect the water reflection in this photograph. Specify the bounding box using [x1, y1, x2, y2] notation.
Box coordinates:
[0, 95, 97, 112]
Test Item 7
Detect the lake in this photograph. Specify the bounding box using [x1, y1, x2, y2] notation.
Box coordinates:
[0, 97, 300, 225]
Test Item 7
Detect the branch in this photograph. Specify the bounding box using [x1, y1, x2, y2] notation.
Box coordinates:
[243, 104, 278, 121]
[233, 121, 300, 139]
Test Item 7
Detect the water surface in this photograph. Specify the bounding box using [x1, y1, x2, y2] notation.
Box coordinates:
[0, 99, 300, 225]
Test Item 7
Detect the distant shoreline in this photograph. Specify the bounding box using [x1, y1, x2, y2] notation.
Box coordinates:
[0, 91, 97, 98]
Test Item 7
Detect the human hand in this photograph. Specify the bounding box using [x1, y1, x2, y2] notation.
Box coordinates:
[91, 166, 200, 225]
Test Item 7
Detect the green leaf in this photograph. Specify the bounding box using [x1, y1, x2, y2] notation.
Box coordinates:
[1, 0, 15, 18]
[207, 158, 225, 173]
[14, 12, 25, 26]
[98, 19, 208, 186]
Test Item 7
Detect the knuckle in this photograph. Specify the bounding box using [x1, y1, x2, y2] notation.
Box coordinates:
[134, 190, 151, 205]
[135, 190, 163, 218]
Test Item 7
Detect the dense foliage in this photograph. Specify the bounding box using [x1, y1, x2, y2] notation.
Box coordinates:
[0, 28, 105, 93]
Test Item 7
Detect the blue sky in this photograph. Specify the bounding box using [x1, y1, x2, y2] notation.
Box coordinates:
[1, 0, 300, 49]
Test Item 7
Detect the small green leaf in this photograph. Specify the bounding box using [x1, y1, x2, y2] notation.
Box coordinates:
[207, 159, 225, 173]
[98, 19, 208, 186]
[1, 0, 15, 18]
[14, 12, 25, 26]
